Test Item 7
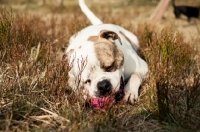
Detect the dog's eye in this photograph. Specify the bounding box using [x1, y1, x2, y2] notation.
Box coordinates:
[84, 79, 91, 84]
[105, 65, 114, 72]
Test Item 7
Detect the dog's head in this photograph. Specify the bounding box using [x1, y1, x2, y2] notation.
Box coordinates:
[63, 30, 124, 99]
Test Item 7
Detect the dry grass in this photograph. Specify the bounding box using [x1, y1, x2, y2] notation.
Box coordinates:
[0, 0, 200, 131]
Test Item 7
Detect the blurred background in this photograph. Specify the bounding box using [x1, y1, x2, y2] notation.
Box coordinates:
[0, 0, 199, 46]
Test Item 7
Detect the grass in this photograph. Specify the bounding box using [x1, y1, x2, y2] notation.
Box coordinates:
[0, 0, 200, 131]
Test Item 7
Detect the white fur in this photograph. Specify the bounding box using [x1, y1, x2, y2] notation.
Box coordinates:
[65, 0, 148, 104]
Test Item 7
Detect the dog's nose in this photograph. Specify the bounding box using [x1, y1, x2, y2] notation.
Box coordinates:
[97, 79, 112, 96]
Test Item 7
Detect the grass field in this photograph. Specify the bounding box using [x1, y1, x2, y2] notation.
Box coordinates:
[0, 0, 200, 131]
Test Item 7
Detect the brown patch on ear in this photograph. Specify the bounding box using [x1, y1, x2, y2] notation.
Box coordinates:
[87, 36, 98, 42]
[99, 30, 122, 45]
[119, 31, 132, 44]
[113, 47, 124, 71]
[94, 41, 124, 72]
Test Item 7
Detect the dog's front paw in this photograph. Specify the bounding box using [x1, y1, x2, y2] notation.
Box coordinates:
[123, 89, 138, 104]
[123, 73, 141, 104]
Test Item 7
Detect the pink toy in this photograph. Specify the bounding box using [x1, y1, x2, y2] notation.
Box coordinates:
[91, 96, 115, 109]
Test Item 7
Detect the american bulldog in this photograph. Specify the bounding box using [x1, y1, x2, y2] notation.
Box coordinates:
[63, 0, 148, 106]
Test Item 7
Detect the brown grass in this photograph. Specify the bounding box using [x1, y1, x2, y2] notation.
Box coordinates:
[0, 0, 200, 131]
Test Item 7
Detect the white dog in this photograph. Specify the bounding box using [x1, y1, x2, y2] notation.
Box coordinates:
[63, 0, 148, 104]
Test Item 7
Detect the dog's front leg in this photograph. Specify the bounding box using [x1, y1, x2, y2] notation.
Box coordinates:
[123, 73, 142, 104]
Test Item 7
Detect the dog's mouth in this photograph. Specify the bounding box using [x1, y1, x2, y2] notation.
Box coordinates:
[90, 76, 125, 109]
[115, 76, 125, 102]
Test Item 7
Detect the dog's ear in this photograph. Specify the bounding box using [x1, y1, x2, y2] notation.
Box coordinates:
[99, 30, 122, 45]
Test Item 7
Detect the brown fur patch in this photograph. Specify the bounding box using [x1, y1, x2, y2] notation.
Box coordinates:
[88, 30, 124, 72]
[94, 40, 124, 72]
[87, 36, 98, 42]
[66, 49, 74, 56]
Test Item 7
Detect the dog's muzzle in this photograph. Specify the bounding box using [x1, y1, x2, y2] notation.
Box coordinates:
[97, 79, 112, 97]
[96, 77, 125, 100]
[95, 77, 125, 100]
[91, 76, 125, 109]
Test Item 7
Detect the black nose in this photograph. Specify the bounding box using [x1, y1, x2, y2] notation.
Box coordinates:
[97, 79, 112, 96]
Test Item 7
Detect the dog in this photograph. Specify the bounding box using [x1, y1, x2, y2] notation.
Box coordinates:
[172, 0, 200, 22]
[63, 0, 148, 105]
